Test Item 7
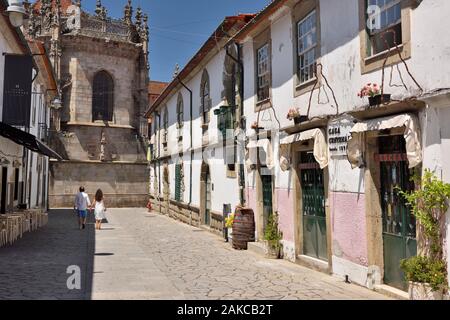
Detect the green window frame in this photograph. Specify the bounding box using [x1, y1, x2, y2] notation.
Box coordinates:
[216, 106, 235, 140]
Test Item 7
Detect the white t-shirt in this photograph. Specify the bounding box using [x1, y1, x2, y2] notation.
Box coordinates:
[75, 192, 91, 211]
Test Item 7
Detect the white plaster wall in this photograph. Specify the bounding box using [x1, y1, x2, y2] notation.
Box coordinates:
[242, 39, 256, 137]
[153, 44, 243, 214]
[332, 255, 370, 288]
[209, 153, 240, 213]
[271, 12, 295, 127]
[191, 150, 203, 208]
[243, 0, 450, 195]
[282, 240, 296, 262]
[329, 157, 365, 194]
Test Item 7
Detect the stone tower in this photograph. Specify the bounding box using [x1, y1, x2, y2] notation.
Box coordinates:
[27, 0, 150, 207]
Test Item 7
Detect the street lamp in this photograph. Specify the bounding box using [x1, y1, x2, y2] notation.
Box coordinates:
[6, 0, 28, 28]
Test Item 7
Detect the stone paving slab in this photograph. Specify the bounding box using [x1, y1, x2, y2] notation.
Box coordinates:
[0, 208, 390, 300]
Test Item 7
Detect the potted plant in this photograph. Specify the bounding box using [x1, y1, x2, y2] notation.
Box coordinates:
[398, 170, 450, 300]
[401, 256, 447, 300]
[264, 212, 283, 259]
[225, 212, 235, 242]
[287, 108, 307, 125]
[358, 83, 391, 106]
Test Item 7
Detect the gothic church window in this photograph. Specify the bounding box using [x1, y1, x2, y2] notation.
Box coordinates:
[200, 70, 211, 125]
[92, 71, 114, 122]
[177, 93, 184, 128]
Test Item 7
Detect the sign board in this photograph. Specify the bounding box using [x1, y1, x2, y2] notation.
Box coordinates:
[2, 54, 33, 127]
[328, 114, 355, 157]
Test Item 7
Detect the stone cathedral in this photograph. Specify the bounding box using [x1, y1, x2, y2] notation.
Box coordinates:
[27, 0, 150, 207]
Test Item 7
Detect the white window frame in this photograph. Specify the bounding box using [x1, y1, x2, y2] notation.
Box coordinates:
[257, 43, 270, 102]
[367, 0, 402, 35]
[297, 10, 317, 84]
[366, 0, 402, 56]
[177, 97, 184, 128]
[201, 81, 211, 125]
[163, 109, 168, 144]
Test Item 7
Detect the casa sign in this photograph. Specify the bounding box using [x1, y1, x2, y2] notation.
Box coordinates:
[328, 115, 355, 157]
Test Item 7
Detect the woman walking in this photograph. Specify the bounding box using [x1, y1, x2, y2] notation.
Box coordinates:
[92, 189, 107, 230]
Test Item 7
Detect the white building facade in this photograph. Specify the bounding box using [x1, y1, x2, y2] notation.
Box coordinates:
[147, 0, 450, 295]
[147, 15, 254, 233]
[234, 0, 450, 293]
[1, 1, 59, 216]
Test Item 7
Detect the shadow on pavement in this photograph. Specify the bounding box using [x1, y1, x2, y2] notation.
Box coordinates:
[0, 209, 95, 300]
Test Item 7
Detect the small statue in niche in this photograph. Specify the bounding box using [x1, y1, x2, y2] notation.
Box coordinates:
[100, 129, 107, 162]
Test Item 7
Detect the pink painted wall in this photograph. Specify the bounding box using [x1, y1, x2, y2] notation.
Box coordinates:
[245, 187, 295, 243]
[330, 192, 368, 267]
[275, 188, 295, 242]
[246, 187, 257, 213]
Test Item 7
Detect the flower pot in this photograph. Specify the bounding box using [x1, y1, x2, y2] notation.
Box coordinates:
[368, 94, 391, 106]
[408, 282, 444, 300]
[264, 241, 281, 259]
[294, 116, 308, 125]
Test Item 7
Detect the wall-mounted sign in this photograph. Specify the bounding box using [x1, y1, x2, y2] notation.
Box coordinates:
[328, 115, 355, 157]
[2, 54, 33, 127]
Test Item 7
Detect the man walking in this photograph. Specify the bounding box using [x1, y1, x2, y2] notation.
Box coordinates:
[75, 187, 91, 230]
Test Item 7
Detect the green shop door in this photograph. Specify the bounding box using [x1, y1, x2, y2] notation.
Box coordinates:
[300, 152, 327, 261]
[379, 136, 417, 291]
[261, 174, 273, 232]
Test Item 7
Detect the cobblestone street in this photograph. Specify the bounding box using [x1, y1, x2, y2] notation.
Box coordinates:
[0, 209, 388, 300]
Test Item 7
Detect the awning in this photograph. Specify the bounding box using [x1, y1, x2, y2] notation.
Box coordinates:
[279, 128, 329, 171]
[347, 113, 422, 169]
[246, 138, 274, 171]
[0, 122, 64, 161]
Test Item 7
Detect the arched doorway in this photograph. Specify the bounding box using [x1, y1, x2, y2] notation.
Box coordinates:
[200, 162, 211, 226]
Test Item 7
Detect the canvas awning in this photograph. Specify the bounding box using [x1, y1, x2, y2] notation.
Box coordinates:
[246, 138, 274, 171]
[0, 122, 64, 161]
[347, 113, 422, 169]
[279, 128, 329, 171]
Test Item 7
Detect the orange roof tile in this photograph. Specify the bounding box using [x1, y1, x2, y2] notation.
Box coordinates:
[148, 81, 169, 96]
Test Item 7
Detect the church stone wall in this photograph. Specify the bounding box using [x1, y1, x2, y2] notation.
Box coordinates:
[49, 161, 148, 208]
[60, 36, 141, 128]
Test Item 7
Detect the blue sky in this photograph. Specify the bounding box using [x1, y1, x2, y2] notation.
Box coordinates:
[81, 0, 270, 83]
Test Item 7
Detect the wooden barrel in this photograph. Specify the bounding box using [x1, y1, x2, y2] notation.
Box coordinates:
[232, 207, 255, 250]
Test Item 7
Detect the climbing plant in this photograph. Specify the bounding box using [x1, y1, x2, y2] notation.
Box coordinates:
[398, 170, 450, 291]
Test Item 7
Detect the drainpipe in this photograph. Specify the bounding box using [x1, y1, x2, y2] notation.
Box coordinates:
[156, 112, 162, 199]
[226, 42, 246, 206]
[176, 76, 193, 206]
